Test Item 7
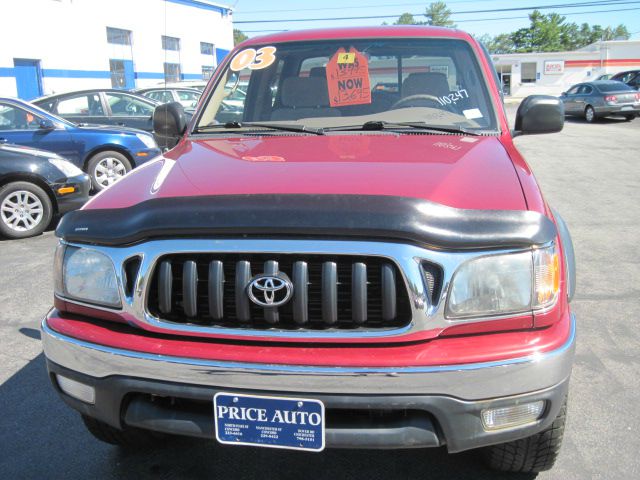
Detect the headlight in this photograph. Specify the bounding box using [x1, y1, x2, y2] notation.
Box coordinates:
[446, 245, 559, 319]
[54, 245, 121, 308]
[49, 158, 84, 177]
[136, 133, 157, 149]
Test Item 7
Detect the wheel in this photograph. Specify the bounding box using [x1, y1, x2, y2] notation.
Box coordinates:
[482, 397, 567, 473]
[81, 415, 161, 448]
[87, 151, 132, 191]
[0, 181, 53, 239]
[584, 105, 597, 123]
[624, 114, 635, 122]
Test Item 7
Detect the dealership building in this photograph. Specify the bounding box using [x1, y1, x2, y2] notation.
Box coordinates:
[491, 39, 640, 97]
[0, 0, 233, 99]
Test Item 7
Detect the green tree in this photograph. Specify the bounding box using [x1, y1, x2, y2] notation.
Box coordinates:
[394, 12, 422, 25]
[425, 1, 455, 27]
[233, 29, 248, 46]
[480, 33, 515, 54]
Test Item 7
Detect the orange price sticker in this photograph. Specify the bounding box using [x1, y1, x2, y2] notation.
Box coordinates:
[325, 47, 371, 108]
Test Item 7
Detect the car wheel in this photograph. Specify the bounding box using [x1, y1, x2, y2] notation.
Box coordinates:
[0, 181, 53, 239]
[87, 151, 132, 191]
[81, 415, 163, 448]
[482, 396, 567, 473]
[584, 105, 597, 123]
[624, 114, 635, 122]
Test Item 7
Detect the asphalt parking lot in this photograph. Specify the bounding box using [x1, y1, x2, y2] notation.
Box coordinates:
[1, 107, 639, 479]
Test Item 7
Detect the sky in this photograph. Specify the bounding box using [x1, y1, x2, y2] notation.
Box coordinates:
[228, 0, 640, 40]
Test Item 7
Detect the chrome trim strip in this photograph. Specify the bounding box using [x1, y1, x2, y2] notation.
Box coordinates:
[58, 238, 538, 340]
[41, 313, 575, 398]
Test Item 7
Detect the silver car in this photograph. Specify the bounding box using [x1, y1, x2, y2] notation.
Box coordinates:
[560, 80, 640, 123]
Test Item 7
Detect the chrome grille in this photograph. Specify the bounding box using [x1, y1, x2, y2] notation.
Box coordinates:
[146, 254, 414, 330]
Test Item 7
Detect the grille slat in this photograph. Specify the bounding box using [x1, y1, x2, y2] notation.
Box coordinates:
[182, 261, 198, 318]
[352, 262, 367, 324]
[147, 254, 415, 331]
[158, 261, 173, 314]
[235, 261, 251, 322]
[208, 260, 224, 320]
[322, 262, 338, 325]
[292, 261, 309, 325]
[381, 263, 397, 321]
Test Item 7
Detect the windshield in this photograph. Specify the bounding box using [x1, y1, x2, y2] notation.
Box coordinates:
[196, 38, 498, 133]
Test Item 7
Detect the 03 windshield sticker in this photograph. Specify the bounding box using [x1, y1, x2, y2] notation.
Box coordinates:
[326, 47, 372, 107]
[230, 46, 277, 71]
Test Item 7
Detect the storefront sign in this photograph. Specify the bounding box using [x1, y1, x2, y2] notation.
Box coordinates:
[544, 60, 564, 75]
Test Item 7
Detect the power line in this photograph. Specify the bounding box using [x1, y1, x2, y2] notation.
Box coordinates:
[234, 0, 639, 23]
[234, 0, 510, 15]
[241, 6, 640, 33]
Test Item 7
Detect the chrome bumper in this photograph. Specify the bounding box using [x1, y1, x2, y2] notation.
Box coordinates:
[41, 313, 575, 400]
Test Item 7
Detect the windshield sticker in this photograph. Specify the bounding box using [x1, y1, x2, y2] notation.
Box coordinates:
[326, 47, 371, 107]
[463, 108, 483, 120]
[230, 46, 277, 72]
[436, 89, 469, 107]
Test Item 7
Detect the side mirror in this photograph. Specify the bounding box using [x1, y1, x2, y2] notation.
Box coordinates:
[38, 118, 55, 130]
[560, 92, 567, 96]
[153, 102, 187, 147]
[513, 95, 564, 136]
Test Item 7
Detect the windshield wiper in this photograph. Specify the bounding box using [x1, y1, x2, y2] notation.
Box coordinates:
[323, 121, 487, 136]
[194, 121, 324, 135]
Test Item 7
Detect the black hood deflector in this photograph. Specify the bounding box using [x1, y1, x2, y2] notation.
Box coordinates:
[57, 194, 556, 249]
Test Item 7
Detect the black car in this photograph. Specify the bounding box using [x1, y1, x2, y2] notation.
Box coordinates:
[33, 89, 161, 133]
[610, 70, 640, 90]
[0, 143, 90, 239]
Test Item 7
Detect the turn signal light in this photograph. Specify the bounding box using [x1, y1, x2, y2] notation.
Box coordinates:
[57, 186, 76, 195]
[533, 247, 559, 308]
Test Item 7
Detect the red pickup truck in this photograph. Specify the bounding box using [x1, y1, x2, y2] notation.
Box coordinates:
[42, 26, 575, 473]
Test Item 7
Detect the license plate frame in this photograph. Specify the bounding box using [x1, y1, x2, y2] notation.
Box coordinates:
[214, 392, 325, 452]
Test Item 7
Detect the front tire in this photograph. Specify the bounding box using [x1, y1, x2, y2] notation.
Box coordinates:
[584, 105, 597, 123]
[87, 151, 132, 191]
[0, 181, 53, 239]
[624, 114, 635, 122]
[482, 397, 567, 473]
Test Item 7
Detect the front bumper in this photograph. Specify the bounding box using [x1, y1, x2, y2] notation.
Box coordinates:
[41, 313, 575, 452]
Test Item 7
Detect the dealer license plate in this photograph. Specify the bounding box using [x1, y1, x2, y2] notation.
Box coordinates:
[214, 392, 325, 451]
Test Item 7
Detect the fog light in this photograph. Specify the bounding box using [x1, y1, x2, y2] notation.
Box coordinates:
[481, 401, 544, 431]
[56, 375, 95, 404]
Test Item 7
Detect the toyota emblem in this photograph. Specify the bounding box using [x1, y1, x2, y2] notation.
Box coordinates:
[247, 273, 293, 308]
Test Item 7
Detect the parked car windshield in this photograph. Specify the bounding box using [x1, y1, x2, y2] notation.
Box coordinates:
[196, 38, 498, 132]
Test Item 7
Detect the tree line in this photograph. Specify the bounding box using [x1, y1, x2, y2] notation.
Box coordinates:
[389, 2, 630, 53]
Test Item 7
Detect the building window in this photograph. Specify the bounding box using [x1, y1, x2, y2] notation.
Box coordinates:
[164, 62, 181, 82]
[109, 59, 127, 88]
[162, 35, 180, 51]
[521, 62, 537, 83]
[201, 42, 214, 56]
[202, 66, 215, 80]
[106, 27, 131, 46]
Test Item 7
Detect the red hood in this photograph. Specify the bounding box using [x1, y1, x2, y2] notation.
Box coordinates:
[85, 134, 526, 211]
